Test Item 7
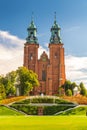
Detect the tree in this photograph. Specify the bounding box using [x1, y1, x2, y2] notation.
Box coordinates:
[61, 80, 79, 96]
[71, 82, 77, 95]
[17, 67, 39, 95]
[66, 89, 72, 96]
[62, 80, 72, 91]
[1, 71, 17, 97]
[79, 82, 87, 96]
[0, 83, 6, 99]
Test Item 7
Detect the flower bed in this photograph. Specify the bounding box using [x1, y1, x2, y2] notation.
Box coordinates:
[63, 95, 87, 105]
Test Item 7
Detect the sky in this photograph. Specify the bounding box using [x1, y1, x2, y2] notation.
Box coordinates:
[0, 0, 87, 87]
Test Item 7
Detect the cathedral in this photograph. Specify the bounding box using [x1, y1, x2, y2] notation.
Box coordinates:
[24, 16, 66, 95]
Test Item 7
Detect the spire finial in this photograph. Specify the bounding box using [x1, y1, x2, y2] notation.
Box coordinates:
[31, 12, 34, 21]
[54, 12, 56, 21]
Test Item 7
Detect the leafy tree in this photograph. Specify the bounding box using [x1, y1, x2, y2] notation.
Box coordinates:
[71, 82, 77, 95]
[6, 71, 17, 83]
[62, 80, 72, 92]
[17, 67, 39, 95]
[66, 89, 72, 96]
[1, 77, 16, 96]
[1, 71, 17, 97]
[79, 82, 87, 96]
[61, 80, 79, 96]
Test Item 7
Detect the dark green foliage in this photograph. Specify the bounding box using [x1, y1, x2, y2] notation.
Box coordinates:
[61, 80, 87, 96]
[55, 98, 74, 104]
[14, 97, 74, 104]
[80, 82, 87, 96]
[14, 99, 30, 104]
[10, 104, 38, 115]
[43, 105, 74, 115]
[61, 80, 77, 96]
[31, 97, 54, 103]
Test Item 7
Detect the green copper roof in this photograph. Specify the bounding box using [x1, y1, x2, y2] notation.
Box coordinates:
[29, 20, 36, 29]
[26, 19, 38, 44]
[50, 14, 62, 44]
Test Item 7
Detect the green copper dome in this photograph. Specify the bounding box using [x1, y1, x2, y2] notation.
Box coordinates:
[26, 20, 38, 44]
[50, 15, 62, 44]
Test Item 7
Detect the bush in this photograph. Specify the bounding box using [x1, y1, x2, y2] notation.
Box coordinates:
[43, 105, 74, 115]
[55, 98, 74, 104]
[66, 89, 72, 96]
[10, 104, 38, 115]
[31, 97, 54, 103]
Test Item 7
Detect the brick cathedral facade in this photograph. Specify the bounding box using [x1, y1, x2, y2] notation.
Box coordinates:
[24, 17, 66, 95]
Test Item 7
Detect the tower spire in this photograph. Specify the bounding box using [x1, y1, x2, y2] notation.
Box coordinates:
[31, 12, 34, 21]
[50, 13, 62, 44]
[26, 13, 38, 44]
[54, 12, 56, 22]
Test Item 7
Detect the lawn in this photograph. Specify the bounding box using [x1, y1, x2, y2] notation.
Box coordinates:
[0, 116, 87, 130]
[58, 106, 87, 116]
[0, 105, 24, 116]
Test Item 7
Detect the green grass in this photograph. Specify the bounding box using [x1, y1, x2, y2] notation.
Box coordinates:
[58, 106, 87, 116]
[0, 116, 87, 130]
[0, 105, 24, 116]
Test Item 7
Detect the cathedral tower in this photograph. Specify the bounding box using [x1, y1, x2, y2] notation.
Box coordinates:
[48, 15, 66, 94]
[24, 19, 39, 74]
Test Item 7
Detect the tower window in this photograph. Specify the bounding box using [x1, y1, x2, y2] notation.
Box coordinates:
[30, 32, 33, 37]
[54, 32, 57, 37]
[55, 53, 57, 58]
[29, 53, 33, 60]
[42, 70, 46, 81]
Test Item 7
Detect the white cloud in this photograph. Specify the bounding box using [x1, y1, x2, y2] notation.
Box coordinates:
[0, 30, 25, 47]
[0, 30, 25, 74]
[65, 55, 87, 87]
[0, 30, 87, 88]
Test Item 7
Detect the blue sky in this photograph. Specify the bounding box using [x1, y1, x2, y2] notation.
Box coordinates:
[0, 0, 87, 56]
[0, 0, 87, 86]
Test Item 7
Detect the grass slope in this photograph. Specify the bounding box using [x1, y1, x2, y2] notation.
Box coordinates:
[0, 105, 24, 116]
[58, 106, 87, 116]
[0, 116, 87, 130]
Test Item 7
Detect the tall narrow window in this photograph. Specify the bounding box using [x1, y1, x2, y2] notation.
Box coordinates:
[29, 53, 33, 60]
[42, 70, 46, 81]
[55, 52, 57, 58]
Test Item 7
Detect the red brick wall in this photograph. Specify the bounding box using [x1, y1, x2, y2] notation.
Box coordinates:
[24, 43, 66, 95]
[24, 43, 39, 74]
